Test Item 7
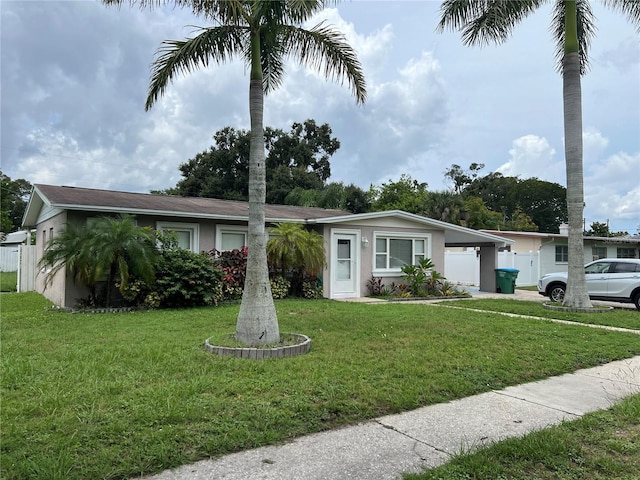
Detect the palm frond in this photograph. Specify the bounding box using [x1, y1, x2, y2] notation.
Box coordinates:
[279, 22, 367, 104]
[146, 25, 248, 110]
[602, 0, 640, 32]
[551, 0, 595, 74]
[438, 0, 545, 46]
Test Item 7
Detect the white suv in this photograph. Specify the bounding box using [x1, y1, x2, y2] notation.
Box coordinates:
[538, 258, 640, 310]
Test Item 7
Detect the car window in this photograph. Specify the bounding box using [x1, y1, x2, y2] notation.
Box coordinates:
[585, 262, 612, 274]
[612, 262, 640, 273]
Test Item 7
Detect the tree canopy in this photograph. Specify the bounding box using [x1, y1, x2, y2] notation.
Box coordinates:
[163, 119, 342, 204]
[0, 172, 32, 233]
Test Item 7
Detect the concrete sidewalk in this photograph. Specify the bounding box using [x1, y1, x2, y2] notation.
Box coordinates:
[142, 356, 640, 480]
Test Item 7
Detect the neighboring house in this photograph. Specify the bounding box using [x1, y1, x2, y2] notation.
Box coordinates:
[22, 184, 513, 307]
[481, 224, 640, 278]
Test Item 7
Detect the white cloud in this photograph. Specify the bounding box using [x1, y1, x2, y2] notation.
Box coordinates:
[496, 135, 561, 182]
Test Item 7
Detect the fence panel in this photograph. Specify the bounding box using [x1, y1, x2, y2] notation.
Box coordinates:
[0, 247, 19, 271]
[446, 250, 539, 287]
[18, 245, 37, 292]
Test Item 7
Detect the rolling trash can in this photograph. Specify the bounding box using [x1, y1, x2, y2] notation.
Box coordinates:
[495, 268, 519, 294]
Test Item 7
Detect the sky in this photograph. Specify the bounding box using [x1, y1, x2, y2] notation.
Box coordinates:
[1, 0, 639, 234]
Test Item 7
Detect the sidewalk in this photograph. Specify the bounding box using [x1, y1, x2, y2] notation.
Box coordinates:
[142, 356, 640, 480]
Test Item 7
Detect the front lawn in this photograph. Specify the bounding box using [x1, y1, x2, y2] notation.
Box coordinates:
[0, 271, 17, 292]
[437, 299, 640, 331]
[2, 293, 640, 480]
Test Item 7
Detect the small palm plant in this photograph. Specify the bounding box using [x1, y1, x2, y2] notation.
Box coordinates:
[39, 215, 157, 307]
[267, 222, 325, 296]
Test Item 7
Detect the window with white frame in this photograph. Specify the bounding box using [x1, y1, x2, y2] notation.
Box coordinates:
[217, 226, 248, 252]
[617, 247, 637, 259]
[374, 232, 430, 273]
[555, 245, 568, 263]
[591, 246, 607, 260]
[156, 222, 200, 252]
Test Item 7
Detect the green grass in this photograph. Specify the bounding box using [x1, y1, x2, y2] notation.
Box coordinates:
[2, 293, 640, 480]
[438, 299, 640, 331]
[0, 271, 17, 292]
[406, 393, 640, 480]
[516, 285, 539, 291]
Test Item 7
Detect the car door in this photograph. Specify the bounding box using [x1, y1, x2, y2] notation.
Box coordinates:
[584, 261, 613, 296]
[607, 261, 640, 298]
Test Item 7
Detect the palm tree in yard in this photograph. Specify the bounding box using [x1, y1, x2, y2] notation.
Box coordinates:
[39, 215, 157, 307]
[104, 0, 366, 344]
[438, 0, 639, 308]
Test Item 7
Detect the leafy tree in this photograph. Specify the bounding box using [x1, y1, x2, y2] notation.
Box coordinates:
[175, 127, 251, 200]
[370, 174, 430, 214]
[265, 119, 340, 204]
[444, 162, 484, 193]
[39, 215, 157, 307]
[464, 196, 503, 230]
[505, 208, 539, 232]
[0, 172, 32, 233]
[169, 120, 341, 203]
[583, 221, 627, 237]
[463, 173, 566, 233]
[438, 0, 640, 307]
[284, 181, 371, 213]
[106, 0, 366, 345]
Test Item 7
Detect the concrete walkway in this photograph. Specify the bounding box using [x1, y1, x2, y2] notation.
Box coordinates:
[142, 355, 640, 480]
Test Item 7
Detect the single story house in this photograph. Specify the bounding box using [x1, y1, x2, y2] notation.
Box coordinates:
[481, 224, 640, 277]
[22, 184, 513, 307]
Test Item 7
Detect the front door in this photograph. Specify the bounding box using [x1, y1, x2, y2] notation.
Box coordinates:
[332, 232, 359, 298]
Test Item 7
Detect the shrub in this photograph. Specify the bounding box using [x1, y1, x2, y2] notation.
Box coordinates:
[270, 276, 291, 299]
[367, 275, 384, 296]
[302, 277, 323, 299]
[210, 247, 248, 300]
[153, 249, 222, 308]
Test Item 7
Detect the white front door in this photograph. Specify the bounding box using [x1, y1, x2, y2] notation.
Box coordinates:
[331, 232, 360, 298]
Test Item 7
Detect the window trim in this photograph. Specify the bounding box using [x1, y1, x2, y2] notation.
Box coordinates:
[555, 245, 568, 263]
[372, 231, 431, 276]
[156, 221, 200, 252]
[216, 225, 249, 252]
[616, 247, 637, 259]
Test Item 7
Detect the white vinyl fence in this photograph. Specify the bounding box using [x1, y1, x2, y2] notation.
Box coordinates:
[18, 245, 37, 292]
[0, 247, 19, 272]
[445, 250, 539, 287]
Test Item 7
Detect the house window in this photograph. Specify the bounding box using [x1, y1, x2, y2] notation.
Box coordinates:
[217, 226, 248, 252]
[592, 246, 607, 260]
[373, 232, 430, 272]
[555, 245, 568, 263]
[156, 222, 199, 252]
[617, 247, 637, 259]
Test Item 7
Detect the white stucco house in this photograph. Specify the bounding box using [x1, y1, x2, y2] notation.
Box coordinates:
[22, 184, 513, 307]
[481, 224, 640, 278]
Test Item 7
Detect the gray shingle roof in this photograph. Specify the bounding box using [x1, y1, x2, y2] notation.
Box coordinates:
[33, 184, 347, 221]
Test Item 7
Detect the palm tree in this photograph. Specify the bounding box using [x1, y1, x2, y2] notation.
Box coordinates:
[437, 0, 639, 308]
[105, 0, 366, 344]
[267, 222, 325, 278]
[39, 222, 100, 302]
[39, 215, 157, 307]
[90, 215, 157, 307]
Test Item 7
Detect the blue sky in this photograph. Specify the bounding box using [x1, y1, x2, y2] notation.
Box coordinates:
[1, 1, 638, 233]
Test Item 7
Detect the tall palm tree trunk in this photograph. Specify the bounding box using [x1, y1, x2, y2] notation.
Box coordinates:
[236, 32, 280, 345]
[562, 1, 591, 308]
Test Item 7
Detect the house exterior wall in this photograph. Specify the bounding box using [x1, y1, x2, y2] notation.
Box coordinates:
[322, 220, 445, 298]
[540, 237, 640, 276]
[34, 211, 69, 307]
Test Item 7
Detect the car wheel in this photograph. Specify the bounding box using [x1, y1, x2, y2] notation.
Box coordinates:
[634, 292, 640, 311]
[548, 284, 566, 303]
